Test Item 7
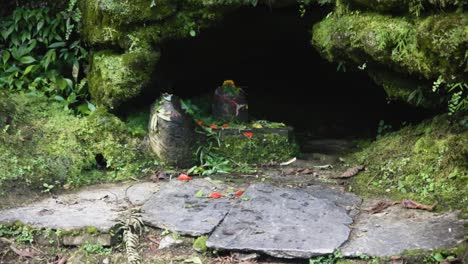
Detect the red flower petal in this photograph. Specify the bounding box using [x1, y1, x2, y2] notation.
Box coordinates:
[210, 125, 218, 130]
[235, 190, 244, 196]
[243, 132, 254, 138]
[177, 174, 192, 181]
[222, 123, 229, 128]
[209, 192, 222, 199]
[197, 121, 204, 126]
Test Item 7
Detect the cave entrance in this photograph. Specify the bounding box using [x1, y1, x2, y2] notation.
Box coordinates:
[147, 4, 433, 145]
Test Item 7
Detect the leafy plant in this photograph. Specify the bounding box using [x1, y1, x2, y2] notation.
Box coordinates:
[83, 242, 112, 256]
[309, 250, 343, 264]
[432, 76, 467, 115]
[0, 1, 92, 114]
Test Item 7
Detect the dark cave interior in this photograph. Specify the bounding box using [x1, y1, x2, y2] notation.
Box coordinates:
[129, 4, 436, 139]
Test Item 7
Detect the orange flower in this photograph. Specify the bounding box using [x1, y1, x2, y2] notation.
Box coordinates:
[209, 192, 222, 199]
[222, 123, 229, 128]
[222, 80, 235, 86]
[235, 190, 244, 197]
[197, 120, 204, 126]
[210, 125, 218, 130]
[243, 132, 254, 138]
[177, 174, 192, 181]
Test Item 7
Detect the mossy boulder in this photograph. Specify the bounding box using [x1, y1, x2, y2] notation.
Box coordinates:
[348, 115, 468, 215]
[216, 128, 299, 164]
[312, 11, 467, 106]
[345, 0, 465, 14]
[80, 0, 177, 44]
[312, 12, 467, 81]
[0, 93, 154, 192]
[88, 50, 160, 109]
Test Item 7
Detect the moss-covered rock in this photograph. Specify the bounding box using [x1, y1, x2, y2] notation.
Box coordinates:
[367, 68, 440, 107]
[88, 49, 160, 109]
[216, 129, 299, 164]
[0, 93, 155, 192]
[312, 11, 467, 106]
[312, 12, 467, 81]
[345, 0, 466, 14]
[348, 115, 468, 216]
[80, 0, 177, 44]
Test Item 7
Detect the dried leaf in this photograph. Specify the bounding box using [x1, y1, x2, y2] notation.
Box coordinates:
[402, 199, 437, 211]
[57, 256, 67, 264]
[366, 201, 398, 214]
[301, 168, 314, 175]
[10, 245, 36, 258]
[335, 165, 365, 178]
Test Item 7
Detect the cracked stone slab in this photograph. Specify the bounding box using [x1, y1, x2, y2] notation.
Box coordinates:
[207, 183, 353, 259]
[141, 179, 235, 236]
[0, 182, 159, 232]
[306, 184, 362, 217]
[341, 202, 467, 257]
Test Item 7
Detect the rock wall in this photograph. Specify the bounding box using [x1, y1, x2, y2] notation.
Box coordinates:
[79, 0, 241, 109]
[311, 0, 467, 107]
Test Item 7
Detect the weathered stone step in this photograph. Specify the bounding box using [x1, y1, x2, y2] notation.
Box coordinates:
[207, 183, 359, 259]
[141, 179, 237, 236]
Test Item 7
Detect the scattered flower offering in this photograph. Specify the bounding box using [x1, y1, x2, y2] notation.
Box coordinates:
[209, 192, 222, 199]
[177, 174, 192, 181]
[243, 132, 254, 138]
[210, 124, 218, 130]
[222, 123, 229, 128]
[235, 190, 244, 196]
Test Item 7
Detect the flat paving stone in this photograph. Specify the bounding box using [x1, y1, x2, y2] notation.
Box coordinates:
[141, 179, 235, 236]
[341, 201, 467, 257]
[306, 184, 362, 217]
[0, 182, 159, 232]
[207, 183, 353, 259]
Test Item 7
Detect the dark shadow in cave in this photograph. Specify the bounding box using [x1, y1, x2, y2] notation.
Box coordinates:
[128, 4, 436, 140]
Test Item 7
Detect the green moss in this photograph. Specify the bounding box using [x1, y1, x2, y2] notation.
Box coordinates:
[79, 0, 176, 44]
[0, 93, 155, 192]
[88, 50, 160, 109]
[345, 0, 465, 14]
[367, 68, 439, 107]
[347, 115, 468, 215]
[193, 235, 208, 252]
[312, 12, 467, 80]
[216, 131, 300, 164]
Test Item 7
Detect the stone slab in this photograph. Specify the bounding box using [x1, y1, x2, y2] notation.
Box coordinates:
[0, 182, 159, 232]
[341, 202, 467, 257]
[207, 183, 353, 259]
[141, 179, 234, 236]
[62, 234, 112, 246]
[306, 184, 362, 217]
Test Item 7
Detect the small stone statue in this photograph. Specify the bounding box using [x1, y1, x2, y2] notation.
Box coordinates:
[212, 80, 248, 122]
[148, 93, 196, 168]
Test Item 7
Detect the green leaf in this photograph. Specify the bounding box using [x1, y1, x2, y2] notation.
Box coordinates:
[195, 188, 205, 198]
[54, 95, 65, 101]
[2, 51, 10, 64]
[48, 42, 66, 48]
[87, 102, 96, 112]
[433, 253, 444, 261]
[37, 20, 44, 32]
[23, 65, 35, 75]
[19, 56, 36, 64]
[189, 30, 196, 37]
[56, 78, 67, 90]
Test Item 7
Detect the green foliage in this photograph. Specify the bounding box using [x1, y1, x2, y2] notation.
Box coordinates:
[0, 93, 155, 192]
[83, 242, 112, 256]
[376, 120, 392, 138]
[0, 3, 91, 114]
[0, 224, 37, 244]
[309, 250, 343, 264]
[349, 115, 468, 215]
